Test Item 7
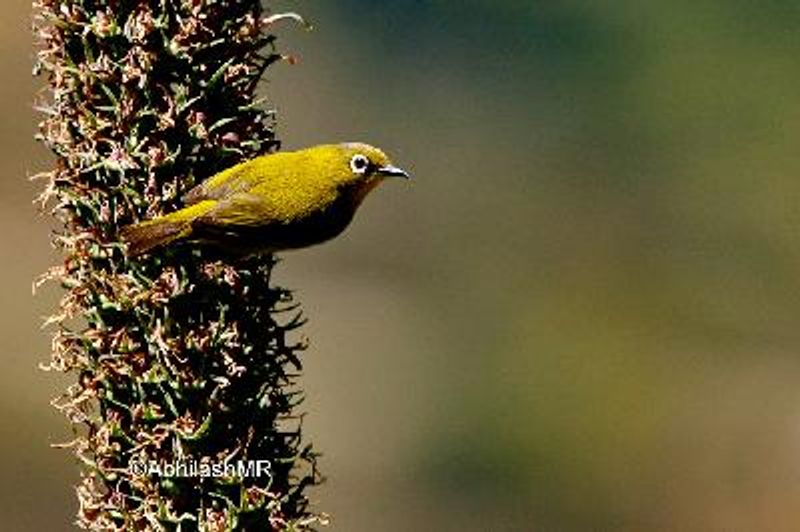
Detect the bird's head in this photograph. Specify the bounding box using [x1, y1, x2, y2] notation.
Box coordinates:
[321, 142, 409, 190]
[328, 142, 409, 206]
[296, 142, 408, 208]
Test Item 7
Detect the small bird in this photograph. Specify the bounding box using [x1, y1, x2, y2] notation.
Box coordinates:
[121, 143, 409, 257]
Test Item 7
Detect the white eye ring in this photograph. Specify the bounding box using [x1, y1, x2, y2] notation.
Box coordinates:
[350, 154, 370, 175]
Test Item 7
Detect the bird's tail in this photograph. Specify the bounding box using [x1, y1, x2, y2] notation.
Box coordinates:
[120, 217, 192, 256]
[121, 201, 218, 256]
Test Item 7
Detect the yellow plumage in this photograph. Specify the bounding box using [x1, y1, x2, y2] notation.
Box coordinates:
[121, 143, 408, 256]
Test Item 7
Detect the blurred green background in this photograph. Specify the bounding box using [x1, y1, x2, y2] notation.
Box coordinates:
[6, 0, 800, 529]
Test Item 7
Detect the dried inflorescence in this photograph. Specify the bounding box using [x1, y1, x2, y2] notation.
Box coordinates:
[33, 1, 323, 529]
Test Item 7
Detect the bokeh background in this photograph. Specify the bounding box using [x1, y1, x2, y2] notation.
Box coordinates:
[6, 0, 800, 530]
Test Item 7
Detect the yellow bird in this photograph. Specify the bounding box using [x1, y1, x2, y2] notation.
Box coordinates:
[121, 143, 409, 256]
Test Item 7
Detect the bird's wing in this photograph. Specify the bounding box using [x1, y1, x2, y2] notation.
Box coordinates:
[183, 159, 260, 205]
[195, 193, 284, 227]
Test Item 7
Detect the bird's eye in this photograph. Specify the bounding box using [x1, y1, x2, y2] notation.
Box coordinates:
[350, 154, 370, 175]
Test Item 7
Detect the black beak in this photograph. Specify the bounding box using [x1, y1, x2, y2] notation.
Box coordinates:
[378, 165, 410, 179]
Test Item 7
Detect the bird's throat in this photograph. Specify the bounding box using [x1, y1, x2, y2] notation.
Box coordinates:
[350, 178, 383, 208]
